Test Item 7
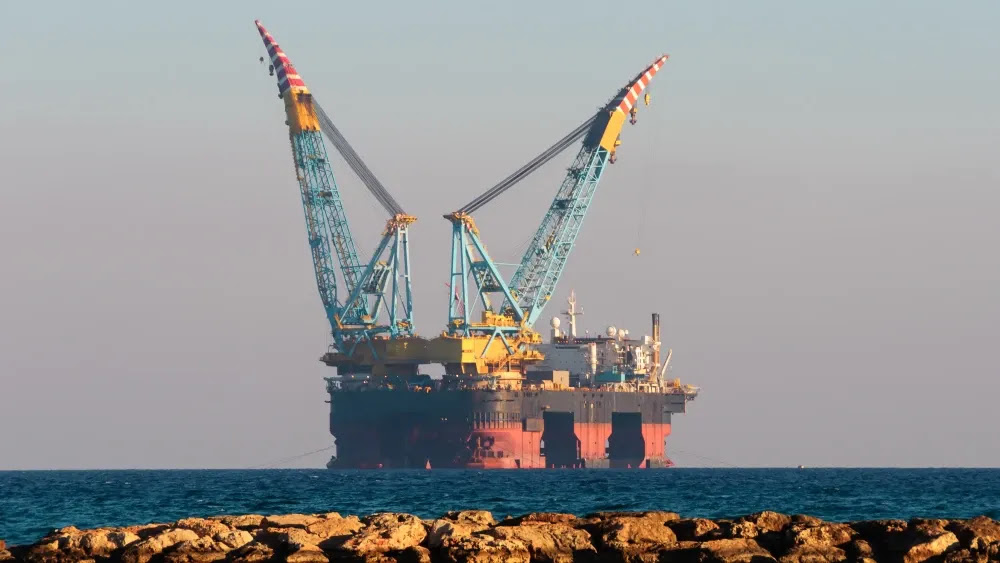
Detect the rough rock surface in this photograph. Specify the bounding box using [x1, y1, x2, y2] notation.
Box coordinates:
[488, 523, 594, 562]
[215, 515, 264, 531]
[175, 519, 232, 539]
[440, 534, 530, 563]
[586, 511, 679, 558]
[340, 513, 427, 554]
[6, 511, 998, 562]
[261, 514, 322, 530]
[779, 544, 848, 562]
[305, 514, 363, 542]
[213, 530, 253, 550]
[948, 516, 1000, 549]
[163, 536, 231, 562]
[670, 517, 722, 541]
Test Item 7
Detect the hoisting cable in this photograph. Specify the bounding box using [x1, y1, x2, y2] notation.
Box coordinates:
[314, 101, 405, 217]
[668, 449, 739, 468]
[247, 445, 336, 469]
[459, 112, 600, 214]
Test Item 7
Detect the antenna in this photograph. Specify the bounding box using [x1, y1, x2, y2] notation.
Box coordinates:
[563, 290, 581, 341]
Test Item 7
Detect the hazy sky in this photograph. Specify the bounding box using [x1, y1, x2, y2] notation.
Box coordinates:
[1, 0, 997, 469]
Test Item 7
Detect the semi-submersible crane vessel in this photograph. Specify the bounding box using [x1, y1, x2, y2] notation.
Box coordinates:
[255, 21, 699, 469]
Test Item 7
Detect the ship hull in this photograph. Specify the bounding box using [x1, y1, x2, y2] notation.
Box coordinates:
[327, 388, 689, 469]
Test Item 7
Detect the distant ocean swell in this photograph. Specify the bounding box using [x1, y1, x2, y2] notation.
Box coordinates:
[1, 468, 998, 545]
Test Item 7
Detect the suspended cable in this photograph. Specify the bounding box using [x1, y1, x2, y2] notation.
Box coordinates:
[669, 449, 739, 468]
[314, 101, 405, 217]
[316, 103, 400, 215]
[248, 445, 336, 469]
[459, 113, 600, 214]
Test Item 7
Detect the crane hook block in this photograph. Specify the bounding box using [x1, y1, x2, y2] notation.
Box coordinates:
[644, 92, 651, 106]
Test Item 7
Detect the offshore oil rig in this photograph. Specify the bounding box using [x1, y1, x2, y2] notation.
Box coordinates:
[254, 21, 699, 469]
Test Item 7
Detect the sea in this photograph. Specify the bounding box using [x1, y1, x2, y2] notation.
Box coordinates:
[1, 468, 998, 546]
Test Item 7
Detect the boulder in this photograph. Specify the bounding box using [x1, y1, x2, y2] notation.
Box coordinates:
[727, 521, 760, 539]
[587, 510, 680, 523]
[163, 536, 230, 562]
[947, 516, 1000, 549]
[227, 540, 275, 563]
[732, 516, 791, 554]
[700, 538, 776, 562]
[108, 530, 142, 549]
[127, 524, 171, 540]
[120, 528, 200, 563]
[355, 546, 433, 563]
[427, 520, 484, 549]
[669, 518, 722, 541]
[215, 514, 264, 530]
[285, 544, 330, 562]
[254, 526, 323, 551]
[845, 539, 874, 560]
[261, 513, 322, 529]
[786, 522, 856, 548]
[746, 512, 792, 534]
[212, 529, 253, 549]
[77, 530, 120, 557]
[443, 510, 496, 526]
[487, 523, 595, 562]
[902, 531, 959, 563]
[395, 546, 433, 563]
[850, 519, 908, 548]
[175, 518, 232, 538]
[910, 518, 951, 539]
[340, 513, 427, 554]
[590, 512, 679, 557]
[791, 515, 824, 527]
[42, 527, 142, 558]
[427, 510, 498, 549]
[778, 545, 847, 562]
[440, 534, 530, 563]
[306, 514, 364, 541]
[23, 538, 61, 562]
[943, 548, 989, 563]
[500, 512, 577, 526]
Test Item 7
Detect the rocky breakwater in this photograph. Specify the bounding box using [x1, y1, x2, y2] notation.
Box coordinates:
[3, 510, 1000, 562]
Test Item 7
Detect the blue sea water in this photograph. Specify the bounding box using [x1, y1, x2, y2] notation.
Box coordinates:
[1, 469, 998, 546]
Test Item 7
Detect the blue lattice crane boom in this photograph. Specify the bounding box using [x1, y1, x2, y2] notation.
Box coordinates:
[255, 21, 418, 375]
[438, 55, 668, 377]
[508, 55, 668, 326]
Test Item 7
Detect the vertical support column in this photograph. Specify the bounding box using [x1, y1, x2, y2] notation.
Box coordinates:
[447, 220, 467, 331]
[576, 421, 612, 468]
[652, 313, 661, 372]
[400, 226, 414, 331]
[388, 235, 400, 329]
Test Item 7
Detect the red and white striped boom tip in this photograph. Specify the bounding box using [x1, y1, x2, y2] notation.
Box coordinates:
[255, 20, 307, 96]
[614, 55, 669, 114]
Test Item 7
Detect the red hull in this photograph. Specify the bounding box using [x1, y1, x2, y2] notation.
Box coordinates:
[327, 388, 689, 469]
